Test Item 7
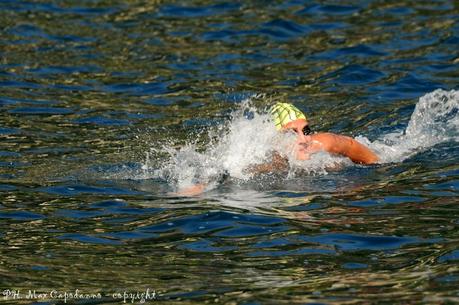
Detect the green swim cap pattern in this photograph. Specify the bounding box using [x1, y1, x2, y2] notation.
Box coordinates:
[270, 102, 307, 130]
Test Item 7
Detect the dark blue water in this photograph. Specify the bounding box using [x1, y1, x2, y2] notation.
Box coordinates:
[1, 1, 458, 304]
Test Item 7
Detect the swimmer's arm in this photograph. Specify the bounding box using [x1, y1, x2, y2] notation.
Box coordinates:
[176, 171, 229, 196]
[310, 133, 379, 164]
[177, 183, 207, 196]
[247, 152, 289, 174]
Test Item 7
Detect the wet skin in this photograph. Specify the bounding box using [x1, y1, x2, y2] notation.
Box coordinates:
[178, 119, 379, 195]
[283, 119, 379, 164]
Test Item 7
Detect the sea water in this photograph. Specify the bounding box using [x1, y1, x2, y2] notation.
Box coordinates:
[1, 1, 459, 304]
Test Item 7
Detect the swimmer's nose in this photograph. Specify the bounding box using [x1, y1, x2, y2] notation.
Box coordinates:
[296, 131, 307, 142]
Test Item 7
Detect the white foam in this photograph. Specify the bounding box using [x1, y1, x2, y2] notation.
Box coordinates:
[144, 89, 459, 192]
[366, 89, 459, 163]
[147, 97, 347, 192]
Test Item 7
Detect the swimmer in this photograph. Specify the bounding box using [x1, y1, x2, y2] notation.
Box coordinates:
[275, 103, 378, 162]
[179, 102, 379, 195]
[248, 103, 378, 174]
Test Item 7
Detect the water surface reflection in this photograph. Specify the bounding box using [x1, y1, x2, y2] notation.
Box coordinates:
[1, 0, 459, 304]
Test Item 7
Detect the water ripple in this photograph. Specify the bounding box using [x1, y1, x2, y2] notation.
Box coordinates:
[298, 233, 435, 251]
[0, 0, 458, 303]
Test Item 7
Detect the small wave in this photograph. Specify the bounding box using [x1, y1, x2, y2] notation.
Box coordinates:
[365, 89, 459, 163]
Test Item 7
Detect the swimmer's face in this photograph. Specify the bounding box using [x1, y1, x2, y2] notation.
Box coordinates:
[282, 119, 311, 136]
[281, 119, 312, 160]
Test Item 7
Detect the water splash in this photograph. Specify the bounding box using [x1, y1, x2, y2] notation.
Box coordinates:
[144, 89, 459, 192]
[144, 97, 341, 192]
[364, 89, 459, 163]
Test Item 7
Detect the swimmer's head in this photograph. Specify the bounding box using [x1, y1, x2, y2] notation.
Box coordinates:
[270, 103, 310, 133]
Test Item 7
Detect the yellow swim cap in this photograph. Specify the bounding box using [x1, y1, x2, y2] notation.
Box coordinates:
[270, 102, 307, 130]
